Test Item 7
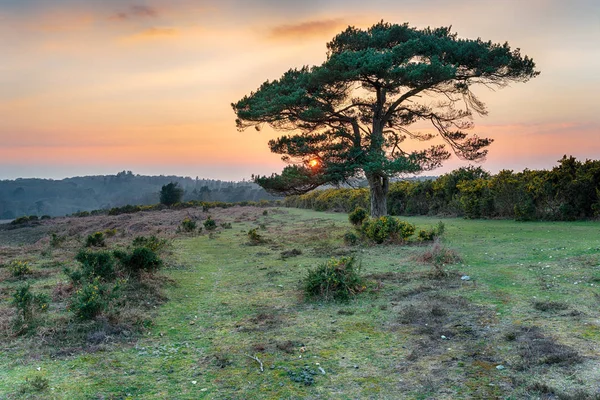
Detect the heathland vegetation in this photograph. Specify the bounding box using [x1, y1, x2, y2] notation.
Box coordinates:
[1, 203, 599, 398]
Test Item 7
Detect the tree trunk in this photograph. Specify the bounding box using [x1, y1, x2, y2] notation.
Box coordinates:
[367, 173, 389, 217]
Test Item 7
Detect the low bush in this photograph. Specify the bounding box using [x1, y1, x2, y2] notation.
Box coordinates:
[204, 217, 217, 231]
[74, 250, 116, 282]
[69, 277, 109, 320]
[179, 217, 197, 233]
[85, 232, 106, 247]
[12, 284, 49, 330]
[343, 231, 359, 246]
[303, 257, 365, 302]
[8, 260, 32, 277]
[114, 247, 163, 276]
[247, 228, 265, 245]
[348, 207, 368, 226]
[132, 235, 169, 252]
[417, 221, 446, 242]
[416, 238, 462, 278]
[361, 216, 415, 244]
[221, 222, 232, 229]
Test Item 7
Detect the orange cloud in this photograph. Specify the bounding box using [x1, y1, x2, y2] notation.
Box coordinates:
[268, 19, 348, 41]
[122, 27, 179, 42]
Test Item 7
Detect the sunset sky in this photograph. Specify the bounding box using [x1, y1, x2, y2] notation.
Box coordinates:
[1, 0, 599, 180]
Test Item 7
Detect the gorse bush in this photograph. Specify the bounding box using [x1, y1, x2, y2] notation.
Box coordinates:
[417, 221, 446, 242]
[247, 228, 264, 245]
[343, 231, 359, 246]
[361, 216, 415, 244]
[348, 207, 368, 226]
[303, 257, 365, 302]
[114, 247, 163, 276]
[12, 284, 49, 330]
[8, 260, 32, 277]
[132, 235, 169, 252]
[74, 250, 115, 282]
[85, 232, 106, 247]
[179, 217, 197, 233]
[203, 216, 217, 231]
[69, 277, 108, 320]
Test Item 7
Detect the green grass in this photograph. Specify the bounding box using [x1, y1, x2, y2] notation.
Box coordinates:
[1, 207, 599, 399]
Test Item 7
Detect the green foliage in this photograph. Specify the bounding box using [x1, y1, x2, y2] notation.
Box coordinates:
[361, 216, 415, 244]
[179, 217, 197, 233]
[114, 247, 163, 276]
[303, 257, 364, 302]
[348, 207, 368, 226]
[85, 231, 106, 247]
[69, 277, 108, 320]
[220, 222, 232, 229]
[234, 21, 538, 214]
[417, 221, 446, 242]
[284, 157, 600, 221]
[19, 375, 50, 394]
[132, 235, 169, 252]
[12, 284, 49, 329]
[11, 215, 39, 225]
[159, 182, 184, 206]
[8, 260, 32, 277]
[247, 228, 264, 245]
[203, 216, 217, 231]
[288, 366, 318, 386]
[343, 231, 359, 246]
[74, 250, 116, 282]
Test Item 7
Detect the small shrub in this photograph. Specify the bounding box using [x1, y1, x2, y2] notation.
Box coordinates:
[85, 232, 106, 247]
[204, 217, 217, 231]
[361, 216, 415, 244]
[288, 366, 318, 386]
[75, 250, 116, 281]
[132, 235, 169, 252]
[343, 231, 359, 246]
[114, 247, 163, 276]
[221, 222, 232, 229]
[262, 210, 268, 216]
[50, 233, 66, 248]
[69, 277, 107, 320]
[303, 257, 364, 302]
[103, 228, 117, 237]
[180, 217, 197, 233]
[280, 248, 302, 259]
[247, 228, 264, 245]
[18, 375, 50, 395]
[348, 207, 368, 226]
[12, 284, 49, 329]
[8, 260, 32, 277]
[417, 221, 446, 242]
[416, 238, 462, 278]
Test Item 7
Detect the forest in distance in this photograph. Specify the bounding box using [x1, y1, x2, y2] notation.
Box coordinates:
[0, 171, 278, 219]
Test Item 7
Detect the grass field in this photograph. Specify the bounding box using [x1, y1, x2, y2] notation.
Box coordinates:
[1, 207, 599, 399]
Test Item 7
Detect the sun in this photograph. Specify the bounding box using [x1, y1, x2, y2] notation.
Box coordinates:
[309, 159, 320, 168]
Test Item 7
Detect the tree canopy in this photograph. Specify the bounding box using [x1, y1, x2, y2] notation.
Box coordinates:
[159, 182, 184, 206]
[232, 21, 539, 216]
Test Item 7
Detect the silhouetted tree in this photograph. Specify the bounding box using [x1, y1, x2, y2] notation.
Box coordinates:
[159, 182, 184, 206]
[233, 21, 539, 216]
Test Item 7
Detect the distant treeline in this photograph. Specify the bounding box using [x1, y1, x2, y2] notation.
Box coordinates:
[284, 156, 600, 221]
[0, 171, 279, 218]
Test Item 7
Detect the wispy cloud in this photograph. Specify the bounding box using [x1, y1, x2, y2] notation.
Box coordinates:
[121, 27, 179, 42]
[112, 5, 158, 21]
[268, 18, 348, 40]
